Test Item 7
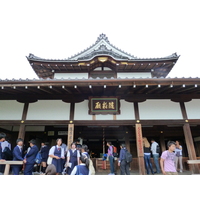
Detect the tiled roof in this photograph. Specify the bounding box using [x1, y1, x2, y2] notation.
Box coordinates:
[27, 34, 179, 62]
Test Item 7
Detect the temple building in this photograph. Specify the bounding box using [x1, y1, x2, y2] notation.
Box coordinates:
[0, 34, 200, 174]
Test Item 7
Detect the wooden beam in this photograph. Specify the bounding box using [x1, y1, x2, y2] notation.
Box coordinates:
[134, 102, 140, 120]
[2, 119, 200, 126]
[70, 103, 75, 121]
[180, 102, 188, 120]
[38, 87, 54, 94]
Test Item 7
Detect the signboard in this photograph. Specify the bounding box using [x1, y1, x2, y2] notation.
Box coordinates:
[58, 131, 68, 136]
[67, 124, 74, 149]
[89, 97, 120, 115]
[48, 131, 54, 136]
[135, 124, 144, 157]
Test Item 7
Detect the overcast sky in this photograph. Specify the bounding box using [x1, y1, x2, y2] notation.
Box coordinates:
[0, 0, 199, 79]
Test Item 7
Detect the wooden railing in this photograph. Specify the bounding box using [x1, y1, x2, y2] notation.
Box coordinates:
[0, 161, 23, 175]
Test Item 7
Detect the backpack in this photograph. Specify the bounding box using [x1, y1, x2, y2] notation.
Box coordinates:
[3, 147, 13, 160]
[35, 152, 42, 164]
[112, 145, 118, 157]
[125, 149, 132, 163]
[156, 144, 160, 154]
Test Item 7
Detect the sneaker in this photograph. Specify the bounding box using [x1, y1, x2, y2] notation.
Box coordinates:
[180, 170, 183, 173]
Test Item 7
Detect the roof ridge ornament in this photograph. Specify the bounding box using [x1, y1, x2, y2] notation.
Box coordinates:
[96, 33, 110, 43]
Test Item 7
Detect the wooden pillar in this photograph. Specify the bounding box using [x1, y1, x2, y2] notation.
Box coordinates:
[18, 103, 29, 140]
[67, 123, 74, 149]
[160, 134, 166, 152]
[180, 102, 200, 173]
[183, 123, 200, 174]
[67, 102, 75, 148]
[135, 123, 145, 175]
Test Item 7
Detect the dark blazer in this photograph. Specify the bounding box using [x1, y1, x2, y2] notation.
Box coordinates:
[119, 148, 126, 162]
[0, 142, 3, 159]
[40, 145, 49, 160]
[13, 146, 23, 161]
[25, 145, 39, 164]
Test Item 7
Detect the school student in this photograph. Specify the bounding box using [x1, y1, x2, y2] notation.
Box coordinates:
[81, 144, 95, 175]
[0, 132, 6, 174]
[40, 142, 49, 173]
[71, 154, 90, 175]
[49, 138, 65, 175]
[118, 144, 130, 175]
[23, 139, 39, 175]
[81, 144, 90, 158]
[12, 138, 24, 175]
[66, 142, 80, 175]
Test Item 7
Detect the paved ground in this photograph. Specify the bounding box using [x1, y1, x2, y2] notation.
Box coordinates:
[95, 170, 193, 175]
[0, 170, 194, 175]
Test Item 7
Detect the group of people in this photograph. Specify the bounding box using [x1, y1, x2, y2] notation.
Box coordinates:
[107, 142, 131, 175]
[143, 137, 183, 175]
[1, 131, 184, 175]
[0, 132, 92, 175]
[48, 138, 91, 175]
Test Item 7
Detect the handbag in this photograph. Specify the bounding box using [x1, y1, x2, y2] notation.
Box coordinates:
[47, 145, 56, 165]
[89, 159, 95, 175]
[47, 156, 53, 165]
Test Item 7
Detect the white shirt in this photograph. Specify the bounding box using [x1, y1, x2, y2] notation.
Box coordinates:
[175, 145, 182, 156]
[70, 163, 91, 175]
[49, 145, 64, 157]
[17, 145, 22, 152]
[151, 141, 159, 155]
[67, 149, 80, 157]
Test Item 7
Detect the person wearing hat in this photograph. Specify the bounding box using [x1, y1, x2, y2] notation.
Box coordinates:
[23, 139, 39, 175]
[12, 138, 24, 175]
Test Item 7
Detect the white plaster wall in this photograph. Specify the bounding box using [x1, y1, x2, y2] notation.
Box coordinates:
[0, 100, 24, 120]
[27, 100, 70, 120]
[139, 100, 183, 120]
[54, 73, 88, 79]
[117, 72, 152, 78]
[185, 99, 200, 119]
[116, 100, 135, 120]
[95, 114, 114, 120]
[74, 100, 92, 120]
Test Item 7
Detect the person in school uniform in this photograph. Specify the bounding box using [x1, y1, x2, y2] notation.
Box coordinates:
[66, 142, 80, 175]
[118, 143, 130, 175]
[12, 138, 24, 175]
[0, 132, 6, 174]
[40, 142, 49, 173]
[23, 139, 39, 175]
[49, 138, 65, 175]
[71, 154, 90, 175]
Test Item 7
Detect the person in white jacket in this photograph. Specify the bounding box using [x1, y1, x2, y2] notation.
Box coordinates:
[151, 139, 161, 174]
